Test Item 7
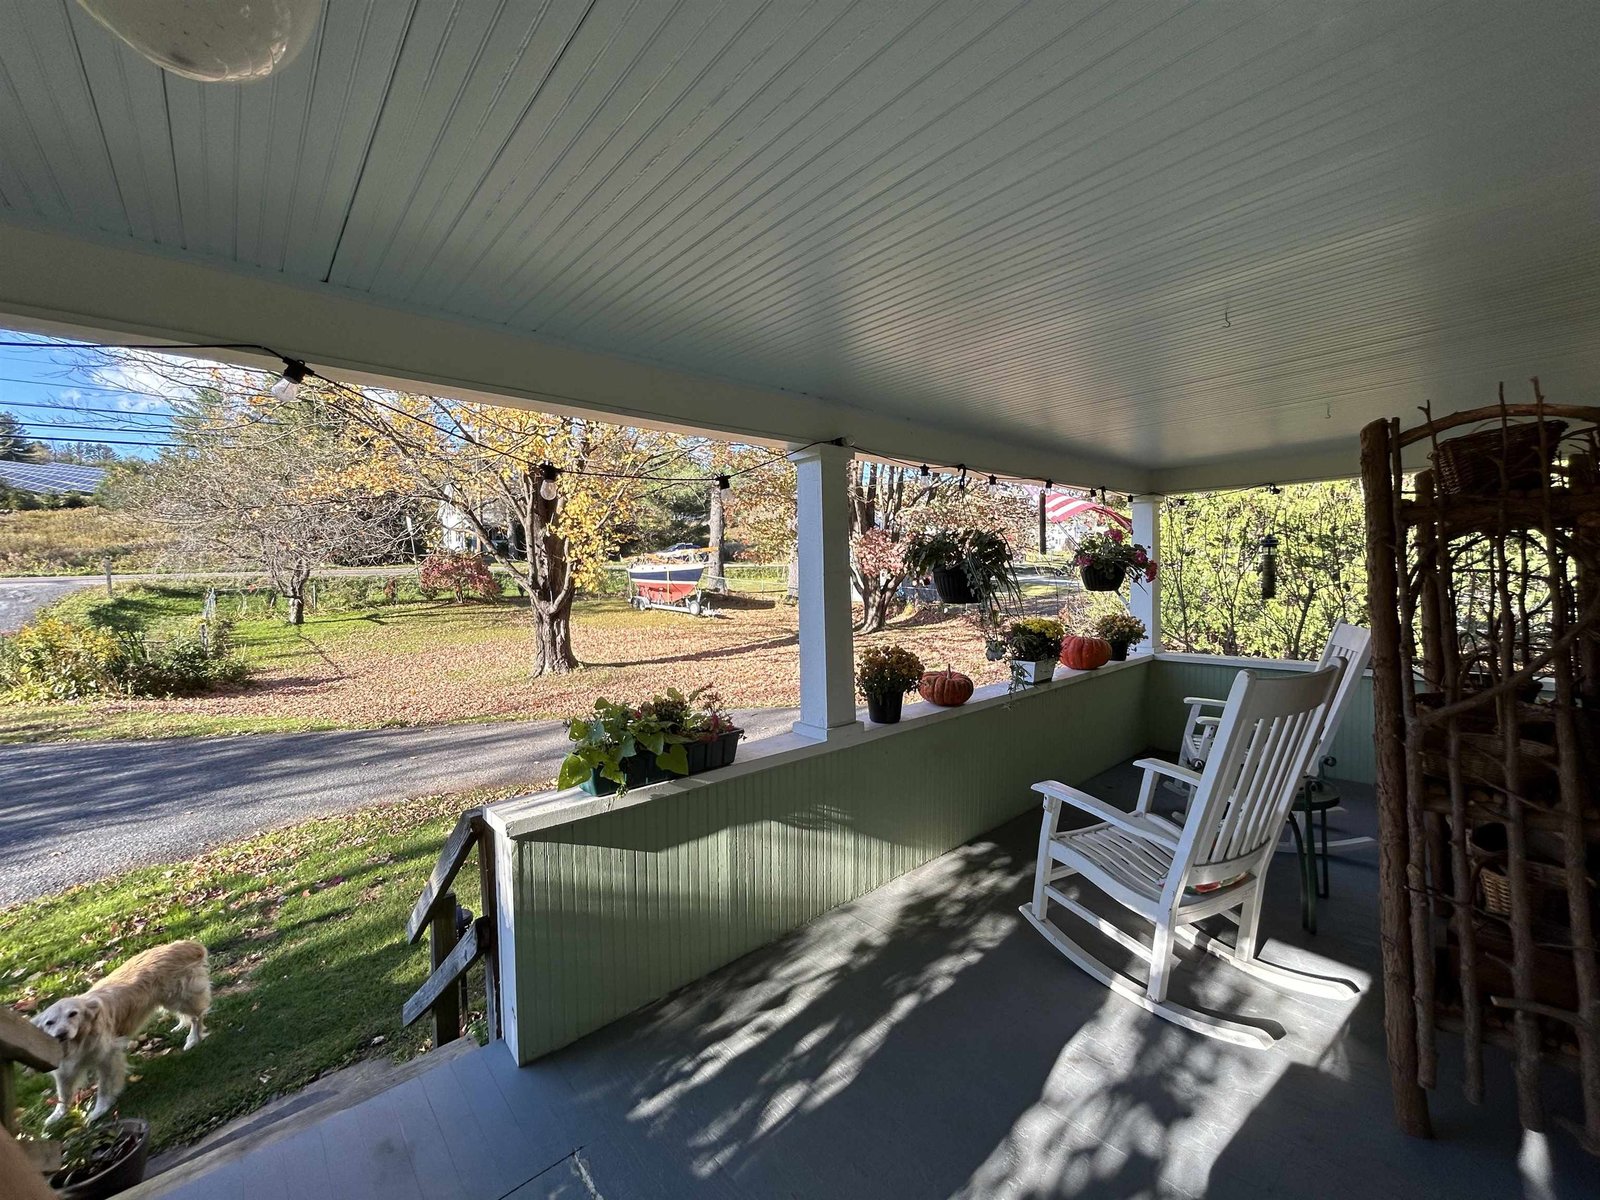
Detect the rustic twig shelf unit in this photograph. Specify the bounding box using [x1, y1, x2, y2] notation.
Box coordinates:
[1362, 384, 1600, 1153]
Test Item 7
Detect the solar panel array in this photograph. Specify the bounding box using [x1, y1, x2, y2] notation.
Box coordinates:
[0, 460, 105, 495]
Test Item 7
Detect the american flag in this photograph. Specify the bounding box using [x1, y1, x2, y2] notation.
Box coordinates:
[1042, 493, 1131, 530]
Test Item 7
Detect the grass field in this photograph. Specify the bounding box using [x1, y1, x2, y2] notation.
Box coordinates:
[0, 507, 169, 575]
[1, 580, 1027, 742]
[1, 787, 509, 1151]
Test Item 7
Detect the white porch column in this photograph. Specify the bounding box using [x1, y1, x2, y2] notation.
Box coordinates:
[792, 442, 861, 740]
[1130, 495, 1163, 653]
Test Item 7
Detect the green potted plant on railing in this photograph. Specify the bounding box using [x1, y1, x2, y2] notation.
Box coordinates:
[558, 696, 691, 796]
[1074, 528, 1158, 592]
[903, 528, 1021, 607]
[856, 644, 925, 724]
[1005, 617, 1064, 685]
[680, 686, 744, 771]
[1091, 611, 1147, 661]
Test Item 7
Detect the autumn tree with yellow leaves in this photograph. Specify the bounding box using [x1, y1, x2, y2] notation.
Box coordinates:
[325, 387, 691, 674]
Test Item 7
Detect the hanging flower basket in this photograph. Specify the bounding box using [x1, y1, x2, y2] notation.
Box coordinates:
[1080, 562, 1127, 592]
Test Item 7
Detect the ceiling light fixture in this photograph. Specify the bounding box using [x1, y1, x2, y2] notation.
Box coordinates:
[75, 0, 321, 83]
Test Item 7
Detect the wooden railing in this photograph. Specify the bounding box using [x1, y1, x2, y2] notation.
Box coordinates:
[402, 809, 499, 1047]
[1, 1008, 60, 1135]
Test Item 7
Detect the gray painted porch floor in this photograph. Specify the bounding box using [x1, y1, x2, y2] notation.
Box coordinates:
[133, 762, 1600, 1199]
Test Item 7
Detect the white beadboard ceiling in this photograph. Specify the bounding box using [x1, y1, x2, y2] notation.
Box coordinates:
[1, 0, 1597, 489]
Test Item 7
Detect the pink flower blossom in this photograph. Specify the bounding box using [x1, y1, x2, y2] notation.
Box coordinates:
[1132, 547, 1148, 566]
[1074, 554, 1091, 567]
[1109, 528, 1125, 543]
[1145, 563, 1159, 582]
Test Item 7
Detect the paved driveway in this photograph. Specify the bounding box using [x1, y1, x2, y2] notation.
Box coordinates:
[0, 576, 94, 632]
[0, 707, 798, 905]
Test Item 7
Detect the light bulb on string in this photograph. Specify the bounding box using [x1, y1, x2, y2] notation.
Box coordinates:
[987, 474, 997, 488]
[269, 358, 308, 402]
[716, 474, 731, 492]
[538, 464, 561, 501]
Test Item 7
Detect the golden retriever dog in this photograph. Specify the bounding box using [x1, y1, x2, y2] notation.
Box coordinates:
[33, 940, 211, 1124]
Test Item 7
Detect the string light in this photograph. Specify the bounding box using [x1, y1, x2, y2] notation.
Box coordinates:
[716, 474, 731, 491]
[269, 357, 308, 402]
[537, 463, 561, 501]
[987, 473, 997, 487]
[0, 336, 825, 489]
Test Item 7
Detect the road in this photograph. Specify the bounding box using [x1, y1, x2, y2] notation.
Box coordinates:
[0, 706, 798, 905]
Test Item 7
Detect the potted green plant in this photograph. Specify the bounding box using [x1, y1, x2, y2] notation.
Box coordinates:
[1074, 528, 1158, 592]
[856, 644, 925, 724]
[1091, 611, 1147, 661]
[24, 1108, 151, 1200]
[558, 696, 691, 796]
[903, 528, 1021, 608]
[1005, 617, 1064, 685]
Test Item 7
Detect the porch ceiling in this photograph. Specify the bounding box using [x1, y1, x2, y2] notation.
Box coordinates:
[1, 1, 1597, 491]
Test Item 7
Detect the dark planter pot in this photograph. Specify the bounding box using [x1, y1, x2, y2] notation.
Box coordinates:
[1108, 640, 1130, 661]
[53, 1119, 150, 1200]
[930, 566, 976, 604]
[865, 691, 904, 724]
[684, 729, 743, 773]
[580, 752, 677, 796]
[1080, 562, 1127, 592]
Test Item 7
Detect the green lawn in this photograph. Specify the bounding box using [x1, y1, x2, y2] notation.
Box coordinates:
[2, 787, 509, 1151]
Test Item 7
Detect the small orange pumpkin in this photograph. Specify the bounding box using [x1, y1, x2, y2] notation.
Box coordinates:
[1059, 635, 1112, 672]
[918, 665, 974, 707]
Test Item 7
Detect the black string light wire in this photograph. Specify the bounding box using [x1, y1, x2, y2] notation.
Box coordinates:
[0, 337, 828, 489]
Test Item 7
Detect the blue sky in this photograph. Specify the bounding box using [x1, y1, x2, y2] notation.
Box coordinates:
[0, 329, 187, 460]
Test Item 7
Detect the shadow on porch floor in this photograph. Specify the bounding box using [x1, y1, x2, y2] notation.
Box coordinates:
[132, 761, 1600, 1199]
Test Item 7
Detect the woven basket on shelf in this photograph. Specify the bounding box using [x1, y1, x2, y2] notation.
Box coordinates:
[1470, 848, 1566, 917]
[1432, 420, 1567, 497]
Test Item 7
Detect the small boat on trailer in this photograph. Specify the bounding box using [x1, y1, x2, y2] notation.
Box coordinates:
[627, 551, 715, 616]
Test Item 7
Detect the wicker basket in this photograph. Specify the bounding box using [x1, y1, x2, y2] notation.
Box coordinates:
[1469, 825, 1567, 917]
[1432, 420, 1567, 497]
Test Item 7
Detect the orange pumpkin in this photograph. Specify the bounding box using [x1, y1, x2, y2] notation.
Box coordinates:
[1059, 635, 1112, 672]
[918, 666, 974, 707]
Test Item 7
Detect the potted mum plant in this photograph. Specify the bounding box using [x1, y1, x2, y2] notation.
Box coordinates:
[18, 1101, 151, 1200]
[856, 644, 925, 724]
[683, 686, 744, 771]
[1091, 611, 1147, 661]
[1004, 617, 1064, 685]
[903, 528, 1021, 608]
[1074, 527, 1158, 592]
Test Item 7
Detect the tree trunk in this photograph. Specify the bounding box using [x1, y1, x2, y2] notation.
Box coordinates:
[532, 599, 576, 674]
[853, 571, 906, 633]
[286, 593, 305, 625]
[708, 483, 726, 591]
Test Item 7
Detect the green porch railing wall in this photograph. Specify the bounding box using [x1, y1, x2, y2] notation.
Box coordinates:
[493, 661, 1149, 1063]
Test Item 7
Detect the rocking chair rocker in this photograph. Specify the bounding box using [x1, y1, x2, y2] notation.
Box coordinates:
[1022, 665, 1360, 1047]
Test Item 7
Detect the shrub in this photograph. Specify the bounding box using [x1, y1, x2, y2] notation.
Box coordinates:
[419, 552, 502, 604]
[1090, 611, 1147, 646]
[0, 614, 246, 702]
[0, 617, 125, 701]
[119, 617, 248, 696]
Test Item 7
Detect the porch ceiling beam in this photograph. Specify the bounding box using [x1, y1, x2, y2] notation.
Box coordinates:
[0, 221, 1150, 493]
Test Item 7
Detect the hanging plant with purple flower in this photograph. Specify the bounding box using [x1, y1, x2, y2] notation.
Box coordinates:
[1074, 527, 1159, 591]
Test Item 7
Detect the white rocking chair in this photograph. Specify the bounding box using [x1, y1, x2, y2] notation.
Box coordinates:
[1021, 665, 1359, 1047]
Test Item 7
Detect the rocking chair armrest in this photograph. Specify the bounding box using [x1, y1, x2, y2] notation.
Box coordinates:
[1193, 716, 1221, 728]
[1131, 757, 1204, 790]
[1182, 696, 1228, 708]
[1032, 780, 1182, 849]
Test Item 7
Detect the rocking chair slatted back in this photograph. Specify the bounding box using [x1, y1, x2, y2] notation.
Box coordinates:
[1167, 664, 1344, 903]
[1307, 622, 1373, 779]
